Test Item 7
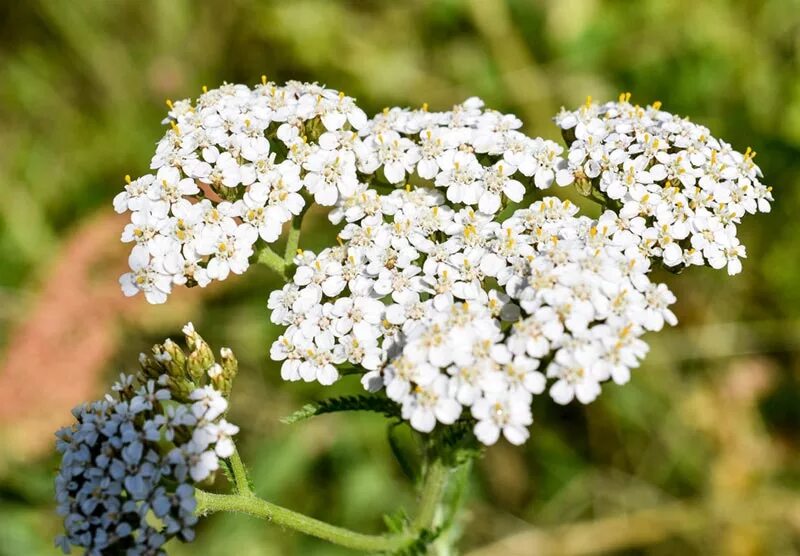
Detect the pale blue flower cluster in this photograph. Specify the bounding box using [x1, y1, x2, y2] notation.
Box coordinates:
[54, 373, 234, 554]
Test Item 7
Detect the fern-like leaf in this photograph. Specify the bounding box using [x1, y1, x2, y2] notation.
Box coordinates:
[281, 395, 401, 425]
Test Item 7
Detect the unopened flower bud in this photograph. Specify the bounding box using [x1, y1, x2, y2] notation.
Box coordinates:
[139, 351, 165, 381]
[207, 362, 225, 392]
[182, 322, 200, 351]
[217, 347, 238, 396]
[186, 337, 215, 383]
[161, 338, 188, 378]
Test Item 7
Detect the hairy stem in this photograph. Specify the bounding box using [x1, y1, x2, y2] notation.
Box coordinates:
[228, 447, 252, 496]
[194, 489, 412, 552]
[284, 208, 307, 267]
[256, 245, 287, 278]
[195, 440, 468, 552]
[414, 457, 451, 531]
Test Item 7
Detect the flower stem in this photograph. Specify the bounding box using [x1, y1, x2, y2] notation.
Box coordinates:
[195, 442, 467, 553]
[256, 245, 287, 278]
[284, 208, 308, 267]
[228, 447, 252, 496]
[414, 457, 451, 531]
[194, 489, 412, 552]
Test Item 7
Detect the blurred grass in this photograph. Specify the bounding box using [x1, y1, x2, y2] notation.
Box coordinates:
[1, 0, 799, 554]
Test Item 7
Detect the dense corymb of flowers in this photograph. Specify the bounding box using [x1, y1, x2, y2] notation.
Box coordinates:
[115, 79, 771, 448]
[555, 94, 773, 274]
[329, 96, 574, 224]
[116, 79, 369, 303]
[116, 80, 574, 304]
[269, 192, 676, 445]
[55, 376, 237, 554]
[55, 327, 238, 554]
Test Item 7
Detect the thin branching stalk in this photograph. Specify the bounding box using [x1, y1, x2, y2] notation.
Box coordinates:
[256, 245, 287, 278]
[228, 447, 252, 496]
[284, 208, 308, 267]
[197, 442, 468, 553]
[194, 489, 413, 552]
[414, 457, 451, 531]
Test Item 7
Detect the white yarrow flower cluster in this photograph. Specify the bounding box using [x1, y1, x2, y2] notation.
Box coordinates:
[116, 79, 369, 303]
[357, 197, 676, 446]
[333, 98, 574, 222]
[114, 80, 771, 449]
[555, 94, 773, 274]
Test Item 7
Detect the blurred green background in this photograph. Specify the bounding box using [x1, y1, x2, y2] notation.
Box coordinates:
[1, 0, 799, 554]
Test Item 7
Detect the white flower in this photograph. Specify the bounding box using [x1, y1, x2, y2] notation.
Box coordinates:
[478, 162, 525, 214]
[401, 375, 461, 433]
[370, 131, 420, 184]
[547, 347, 602, 405]
[148, 166, 200, 208]
[472, 393, 532, 445]
[303, 149, 359, 205]
[195, 218, 256, 280]
[114, 174, 154, 213]
[119, 247, 172, 304]
[436, 151, 483, 205]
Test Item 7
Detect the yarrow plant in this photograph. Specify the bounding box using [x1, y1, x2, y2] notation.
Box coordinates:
[56, 78, 772, 554]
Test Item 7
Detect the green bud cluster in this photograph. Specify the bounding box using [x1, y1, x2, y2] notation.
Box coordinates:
[139, 323, 238, 401]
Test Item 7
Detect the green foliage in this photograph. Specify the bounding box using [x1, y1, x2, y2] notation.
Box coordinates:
[387, 423, 421, 482]
[392, 527, 444, 556]
[429, 418, 484, 467]
[281, 395, 402, 425]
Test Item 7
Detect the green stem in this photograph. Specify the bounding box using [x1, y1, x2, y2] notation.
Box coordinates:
[228, 447, 252, 496]
[194, 489, 411, 552]
[284, 208, 308, 267]
[256, 245, 287, 278]
[413, 457, 450, 531]
[196, 444, 464, 553]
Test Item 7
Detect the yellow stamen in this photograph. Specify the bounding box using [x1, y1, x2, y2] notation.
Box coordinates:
[652, 100, 662, 110]
[124, 174, 132, 184]
[261, 74, 267, 85]
[202, 85, 208, 94]
[165, 99, 174, 110]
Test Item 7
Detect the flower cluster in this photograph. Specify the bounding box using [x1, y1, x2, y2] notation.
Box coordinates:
[117, 80, 577, 305]
[113, 80, 770, 449]
[269, 186, 505, 386]
[116, 79, 369, 303]
[555, 94, 773, 274]
[55, 327, 238, 554]
[387, 198, 677, 445]
[331, 96, 574, 224]
[269, 190, 677, 445]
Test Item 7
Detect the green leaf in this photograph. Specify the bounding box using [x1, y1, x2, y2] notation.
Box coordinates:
[393, 527, 444, 556]
[387, 422, 420, 481]
[280, 395, 401, 424]
[382, 508, 410, 534]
